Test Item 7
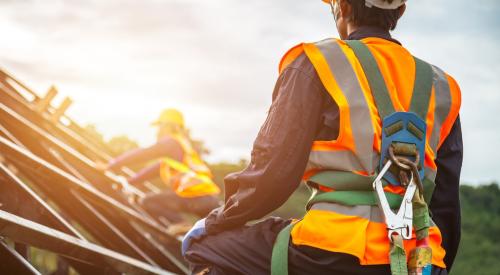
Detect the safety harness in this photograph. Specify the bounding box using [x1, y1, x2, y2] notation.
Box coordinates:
[271, 40, 435, 275]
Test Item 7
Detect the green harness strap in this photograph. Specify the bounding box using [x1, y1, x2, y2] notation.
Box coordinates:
[390, 234, 408, 275]
[307, 190, 403, 209]
[345, 40, 434, 275]
[345, 40, 395, 120]
[308, 171, 435, 206]
[345, 40, 434, 121]
[410, 59, 434, 243]
[410, 57, 434, 120]
[308, 170, 376, 191]
[271, 41, 436, 275]
[271, 223, 294, 275]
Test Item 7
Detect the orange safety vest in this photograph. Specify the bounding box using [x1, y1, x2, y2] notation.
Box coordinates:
[159, 133, 220, 198]
[278, 38, 461, 267]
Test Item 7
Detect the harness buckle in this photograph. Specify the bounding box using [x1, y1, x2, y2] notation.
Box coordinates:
[373, 160, 417, 241]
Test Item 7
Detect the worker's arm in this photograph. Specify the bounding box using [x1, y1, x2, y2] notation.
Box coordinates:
[430, 117, 463, 271]
[205, 54, 333, 234]
[107, 136, 183, 171]
[128, 162, 162, 186]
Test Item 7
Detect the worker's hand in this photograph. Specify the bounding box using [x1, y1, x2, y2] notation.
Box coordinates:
[94, 160, 109, 171]
[115, 176, 134, 196]
[181, 218, 206, 256]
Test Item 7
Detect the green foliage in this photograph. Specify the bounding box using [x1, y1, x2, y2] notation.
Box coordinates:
[186, 129, 211, 157]
[107, 135, 139, 157]
[82, 124, 207, 158]
[271, 185, 309, 219]
[82, 124, 139, 157]
[28, 247, 77, 275]
[82, 124, 105, 144]
[453, 183, 500, 275]
[29, 247, 58, 274]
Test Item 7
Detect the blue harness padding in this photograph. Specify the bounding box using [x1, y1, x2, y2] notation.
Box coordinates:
[379, 112, 427, 186]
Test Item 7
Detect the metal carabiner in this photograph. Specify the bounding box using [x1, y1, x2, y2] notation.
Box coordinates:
[373, 160, 416, 241]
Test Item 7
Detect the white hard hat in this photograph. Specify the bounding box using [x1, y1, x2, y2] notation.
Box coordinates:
[322, 0, 406, 10]
[364, 0, 407, 10]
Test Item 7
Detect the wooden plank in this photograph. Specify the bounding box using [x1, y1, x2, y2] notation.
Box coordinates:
[50, 97, 72, 123]
[0, 210, 174, 275]
[34, 86, 58, 114]
[0, 241, 40, 275]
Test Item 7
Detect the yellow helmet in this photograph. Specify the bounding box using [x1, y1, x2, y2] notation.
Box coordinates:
[151, 108, 185, 128]
[322, 0, 406, 10]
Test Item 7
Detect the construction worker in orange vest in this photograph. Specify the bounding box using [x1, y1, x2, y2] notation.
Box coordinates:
[183, 0, 462, 274]
[99, 109, 221, 227]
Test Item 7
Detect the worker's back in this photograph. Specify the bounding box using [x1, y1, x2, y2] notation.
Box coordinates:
[275, 36, 461, 270]
[357, 38, 427, 108]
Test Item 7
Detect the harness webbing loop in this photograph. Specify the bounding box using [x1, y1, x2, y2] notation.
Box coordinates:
[390, 234, 409, 275]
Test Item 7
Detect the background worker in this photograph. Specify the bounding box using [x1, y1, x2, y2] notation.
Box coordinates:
[99, 108, 221, 226]
[182, 0, 462, 274]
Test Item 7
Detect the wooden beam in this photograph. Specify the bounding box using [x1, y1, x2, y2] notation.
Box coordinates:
[50, 97, 72, 123]
[34, 86, 57, 114]
[0, 210, 174, 275]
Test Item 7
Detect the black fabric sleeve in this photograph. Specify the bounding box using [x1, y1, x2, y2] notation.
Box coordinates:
[429, 116, 463, 272]
[205, 55, 329, 234]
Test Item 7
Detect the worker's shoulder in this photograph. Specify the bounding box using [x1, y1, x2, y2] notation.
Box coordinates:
[412, 59, 462, 118]
[438, 66, 461, 91]
[280, 52, 317, 78]
[278, 38, 341, 78]
[425, 61, 462, 93]
[157, 135, 183, 151]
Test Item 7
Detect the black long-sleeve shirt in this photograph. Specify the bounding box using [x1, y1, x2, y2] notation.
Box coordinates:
[205, 27, 463, 270]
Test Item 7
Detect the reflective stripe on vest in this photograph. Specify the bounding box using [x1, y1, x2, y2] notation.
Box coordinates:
[277, 37, 461, 268]
[304, 39, 376, 174]
[310, 203, 438, 227]
[429, 66, 451, 151]
[160, 134, 220, 198]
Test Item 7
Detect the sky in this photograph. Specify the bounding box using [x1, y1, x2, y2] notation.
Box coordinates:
[0, 0, 498, 184]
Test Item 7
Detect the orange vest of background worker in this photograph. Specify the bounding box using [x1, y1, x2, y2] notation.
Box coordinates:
[154, 110, 221, 199]
[102, 108, 220, 225]
[182, 0, 463, 274]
